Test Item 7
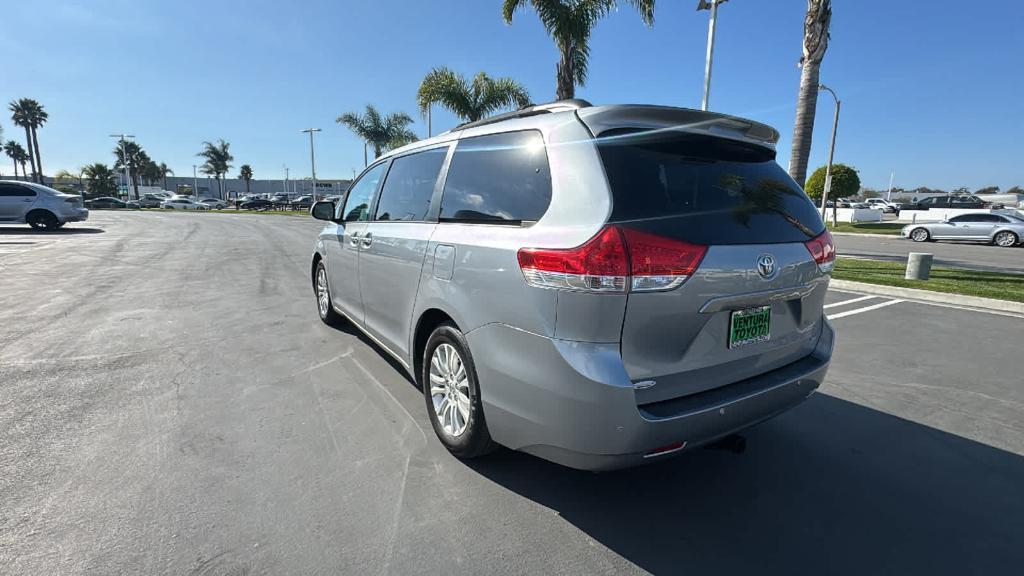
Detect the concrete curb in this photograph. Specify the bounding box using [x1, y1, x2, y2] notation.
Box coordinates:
[830, 231, 904, 239]
[830, 279, 1024, 315]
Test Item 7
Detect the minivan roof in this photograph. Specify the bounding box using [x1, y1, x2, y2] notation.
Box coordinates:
[382, 101, 779, 162]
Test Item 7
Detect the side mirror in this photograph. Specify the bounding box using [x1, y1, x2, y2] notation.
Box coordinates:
[311, 200, 336, 221]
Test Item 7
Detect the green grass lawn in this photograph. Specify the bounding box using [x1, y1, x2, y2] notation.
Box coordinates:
[833, 257, 1024, 302]
[827, 222, 905, 235]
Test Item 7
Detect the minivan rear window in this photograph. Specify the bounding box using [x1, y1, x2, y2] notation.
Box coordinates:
[598, 131, 825, 245]
[440, 131, 551, 224]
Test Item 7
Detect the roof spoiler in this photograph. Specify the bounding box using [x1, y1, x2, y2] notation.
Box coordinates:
[576, 105, 779, 148]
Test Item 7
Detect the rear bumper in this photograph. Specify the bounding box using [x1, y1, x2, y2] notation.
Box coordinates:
[61, 208, 89, 222]
[467, 319, 833, 471]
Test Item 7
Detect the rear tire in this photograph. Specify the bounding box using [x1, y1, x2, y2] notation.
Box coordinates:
[26, 210, 60, 231]
[993, 231, 1018, 247]
[422, 323, 495, 459]
[910, 227, 930, 242]
[314, 261, 342, 325]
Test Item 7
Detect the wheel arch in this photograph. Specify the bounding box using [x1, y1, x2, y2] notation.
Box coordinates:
[311, 252, 324, 294]
[412, 308, 460, 388]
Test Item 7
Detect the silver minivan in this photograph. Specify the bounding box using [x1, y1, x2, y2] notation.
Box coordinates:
[310, 101, 835, 470]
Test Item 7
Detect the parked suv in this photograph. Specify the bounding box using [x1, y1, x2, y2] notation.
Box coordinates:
[309, 102, 835, 470]
[0, 180, 88, 229]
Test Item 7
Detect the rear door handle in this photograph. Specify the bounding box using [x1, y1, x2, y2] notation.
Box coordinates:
[361, 232, 373, 248]
[348, 232, 360, 247]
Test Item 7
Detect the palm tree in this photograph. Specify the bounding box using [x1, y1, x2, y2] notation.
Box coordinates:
[9, 99, 38, 181]
[82, 163, 118, 198]
[238, 164, 253, 194]
[113, 140, 145, 199]
[787, 0, 832, 187]
[157, 162, 173, 190]
[417, 67, 531, 123]
[502, 1, 655, 100]
[196, 139, 233, 199]
[337, 105, 418, 163]
[4, 141, 26, 180]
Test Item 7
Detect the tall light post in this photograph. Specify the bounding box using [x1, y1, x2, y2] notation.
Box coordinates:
[283, 165, 290, 196]
[697, 0, 728, 111]
[109, 134, 134, 199]
[818, 83, 841, 223]
[193, 164, 199, 199]
[300, 128, 321, 199]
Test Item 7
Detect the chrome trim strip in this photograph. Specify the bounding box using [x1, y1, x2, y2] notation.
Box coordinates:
[699, 281, 823, 314]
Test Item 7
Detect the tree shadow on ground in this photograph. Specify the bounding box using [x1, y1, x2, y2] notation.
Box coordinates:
[468, 393, 1024, 575]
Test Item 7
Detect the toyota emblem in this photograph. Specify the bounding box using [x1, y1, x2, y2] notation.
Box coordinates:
[756, 254, 777, 280]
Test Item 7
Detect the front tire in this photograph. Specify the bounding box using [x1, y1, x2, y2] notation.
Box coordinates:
[910, 227, 930, 242]
[314, 261, 342, 325]
[26, 210, 60, 231]
[993, 231, 1018, 247]
[422, 324, 495, 459]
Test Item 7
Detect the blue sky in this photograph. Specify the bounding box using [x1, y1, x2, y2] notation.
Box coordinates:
[2, 0, 1021, 190]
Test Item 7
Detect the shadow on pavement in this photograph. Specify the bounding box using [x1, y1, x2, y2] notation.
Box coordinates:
[0, 226, 105, 235]
[468, 393, 1024, 575]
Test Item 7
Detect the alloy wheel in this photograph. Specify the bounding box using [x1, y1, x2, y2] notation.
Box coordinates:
[995, 231, 1017, 247]
[429, 343, 471, 437]
[316, 266, 329, 318]
[911, 228, 928, 242]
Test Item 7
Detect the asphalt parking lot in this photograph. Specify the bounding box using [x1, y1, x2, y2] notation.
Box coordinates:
[2, 212, 1021, 575]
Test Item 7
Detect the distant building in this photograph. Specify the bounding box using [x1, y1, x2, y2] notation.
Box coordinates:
[162, 176, 351, 199]
[22, 175, 351, 200]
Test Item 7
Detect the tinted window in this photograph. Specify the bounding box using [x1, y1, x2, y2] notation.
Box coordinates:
[598, 132, 824, 244]
[0, 183, 36, 197]
[374, 147, 447, 221]
[341, 162, 387, 222]
[952, 214, 998, 223]
[440, 131, 551, 223]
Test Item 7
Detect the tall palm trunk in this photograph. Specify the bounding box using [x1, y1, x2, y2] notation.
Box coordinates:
[10, 158, 17, 180]
[556, 41, 574, 100]
[22, 126, 37, 181]
[30, 127, 43, 183]
[131, 172, 140, 200]
[787, 0, 832, 188]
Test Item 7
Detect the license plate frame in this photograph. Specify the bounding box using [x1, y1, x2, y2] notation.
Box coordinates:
[729, 306, 771, 349]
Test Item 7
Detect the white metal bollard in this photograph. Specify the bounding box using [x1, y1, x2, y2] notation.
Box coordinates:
[905, 253, 933, 280]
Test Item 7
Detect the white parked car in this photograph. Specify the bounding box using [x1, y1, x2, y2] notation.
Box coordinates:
[0, 180, 88, 230]
[864, 198, 898, 213]
[199, 198, 229, 209]
[161, 197, 209, 210]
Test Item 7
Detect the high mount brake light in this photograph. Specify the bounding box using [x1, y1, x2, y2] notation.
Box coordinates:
[804, 230, 836, 273]
[517, 226, 707, 293]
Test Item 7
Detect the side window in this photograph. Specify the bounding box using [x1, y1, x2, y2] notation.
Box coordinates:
[374, 147, 448, 221]
[948, 215, 972, 223]
[440, 131, 551, 223]
[341, 162, 387, 222]
[0, 183, 36, 197]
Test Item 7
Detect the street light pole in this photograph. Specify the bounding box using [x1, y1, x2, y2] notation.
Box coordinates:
[193, 164, 198, 199]
[109, 134, 134, 200]
[300, 128, 321, 199]
[697, 0, 728, 111]
[818, 83, 841, 223]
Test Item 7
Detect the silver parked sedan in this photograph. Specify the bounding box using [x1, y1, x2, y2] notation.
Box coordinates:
[902, 212, 1024, 247]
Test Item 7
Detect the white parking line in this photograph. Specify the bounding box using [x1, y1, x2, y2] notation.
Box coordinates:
[827, 299, 904, 320]
[823, 295, 877, 309]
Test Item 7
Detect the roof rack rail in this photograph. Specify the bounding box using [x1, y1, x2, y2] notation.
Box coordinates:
[454, 99, 592, 131]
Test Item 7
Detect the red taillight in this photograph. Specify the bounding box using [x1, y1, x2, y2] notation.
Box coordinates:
[620, 228, 707, 291]
[804, 230, 836, 273]
[517, 226, 706, 293]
